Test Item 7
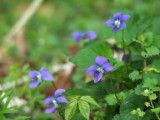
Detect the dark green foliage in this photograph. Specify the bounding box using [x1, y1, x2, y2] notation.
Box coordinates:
[68, 8, 160, 120]
[119, 94, 145, 120]
[70, 41, 113, 70]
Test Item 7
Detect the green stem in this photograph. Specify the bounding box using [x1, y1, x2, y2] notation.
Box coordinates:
[142, 46, 146, 81]
[52, 82, 57, 90]
[142, 55, 146, 81]
[142, 70, 144, 81]
[137, 115, 140, 120]
[149, 96, 160, 120]
[110, 73, 120, 104]
[143, 55, 146, 69]
[122, 29, 128, 71]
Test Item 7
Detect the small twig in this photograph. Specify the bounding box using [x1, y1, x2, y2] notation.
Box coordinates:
[142, 45, 146, 81]
[52, 82, 57, 90]
[4, 0, 44, 44]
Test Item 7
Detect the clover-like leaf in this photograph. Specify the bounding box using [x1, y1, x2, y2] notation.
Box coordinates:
[129, 70, 142, 81]
[149, 94, 157, 101]
[143, 78, 160, 91]
[145, 46, 159, 57]
[145, 102, 150, 107]
[151, 107, 160, 114]
[131, 108, 145, 117]
[105, 94, 118, 106]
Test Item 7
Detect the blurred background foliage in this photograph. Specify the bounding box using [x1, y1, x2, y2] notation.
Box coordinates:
[0, 0, 160, 64]
[0, 0, 160, 119]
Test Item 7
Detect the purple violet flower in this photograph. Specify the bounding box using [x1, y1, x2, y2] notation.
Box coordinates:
[106, 12, 130, 34]
[86, 56, 115, 83]
[72, 31, 97, 42]
[86, 31, 97, 40]
[122, 53, 130, 62]
[28, 67, 54, 88]
[72, 32, 85, 42]
[44, 89, 68, 113]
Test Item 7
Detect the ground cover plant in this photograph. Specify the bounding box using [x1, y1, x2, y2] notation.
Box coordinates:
[1, 1, 160, 120]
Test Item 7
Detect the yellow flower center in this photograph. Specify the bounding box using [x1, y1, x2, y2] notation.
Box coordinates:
[37, 72, 42, 82]
[97, 67, 104, 73]
[115, 19, 120, 28]
[53, 99, 58, 108]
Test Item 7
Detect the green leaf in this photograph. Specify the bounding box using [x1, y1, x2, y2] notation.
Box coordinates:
[131, 110, 137, 115]
[80, 96, 100, 108]
[140, 110, 152, 120]
[120, 93, 145, 120]
[150, 59, 160, 71]
[65, 101, 77, 120]
[141, 51, 147, 57]
[78, 100, 90, 120]
[12, 116, 30, 120]
[142, 78, 160, 91]
[0, 90, 3, 96]
[66, 88, 90, 96]
[94, 111, 105, 120]
[105, 94, 118, 106]
[118, 92, 126, 102]
[0, 109, 17, 114]
[85, 80, 112, 96]
[139, 111, 145, 117]
[145, 46, 159, 57]
[149, 94, 157, 100]
[134, 32, 153, 47]
[151, 107, 160, 114]
[134, 85, 144, 95]
[71, 112, 86, 120]
[137, 108, 145, 117]
[129, 70, 142, 81]
[66, 80, 112, 97]
[0, 91, 12, 103]
[105, 92, 128, 106]
[140, 16, 160, 36]
[153, 35, 160, 48]
[143, 32, 153, 46]
[144, 71, 160, 83]
[145, 102, 150, 107]
[112, 114, 122, 120]
[3, 93, 13, 109]
[70, 41, 113, 70]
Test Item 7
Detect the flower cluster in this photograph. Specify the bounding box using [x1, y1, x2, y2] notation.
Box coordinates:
[106, 12, 130, 33]
[72, 31, 97, 42]
[28, 67, 68, 114]
[28, 12, 131, 116]
[86, 56, 115, 83]
[44, 89, 68, 113]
